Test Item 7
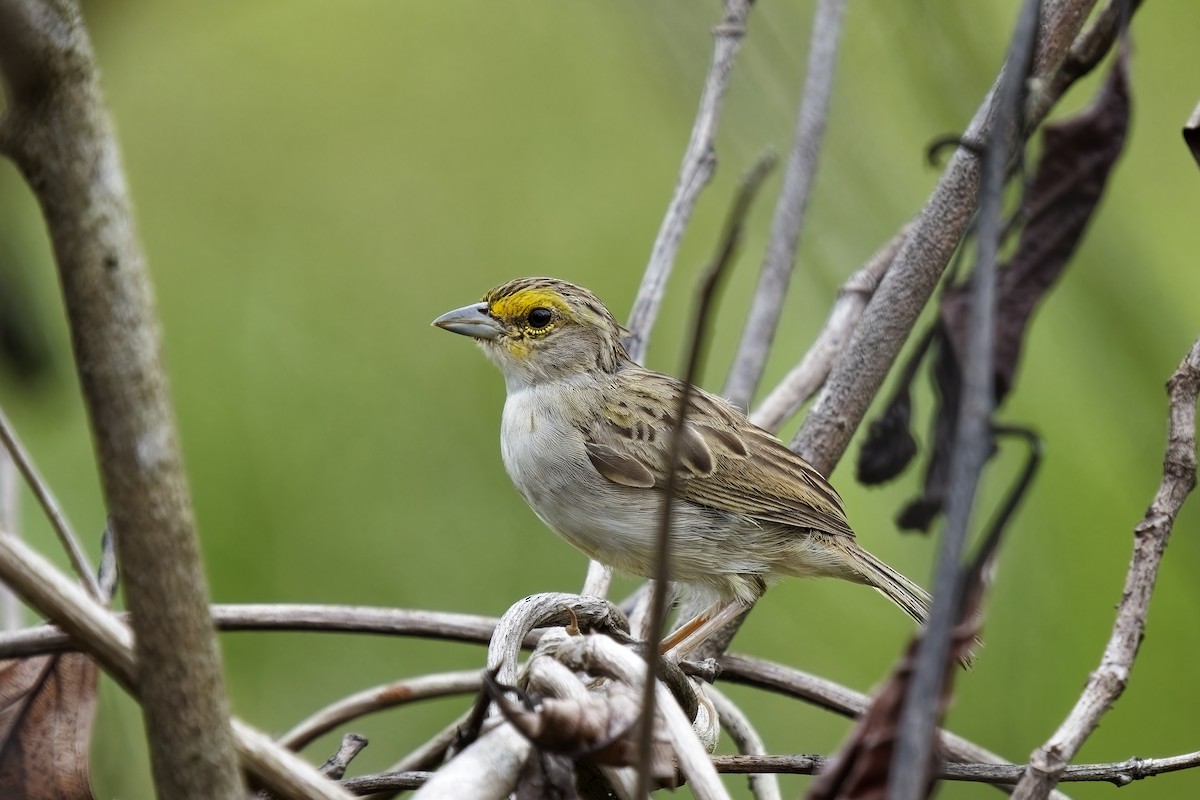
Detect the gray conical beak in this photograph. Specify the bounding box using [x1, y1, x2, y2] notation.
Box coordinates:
[432, 302, 504, 340]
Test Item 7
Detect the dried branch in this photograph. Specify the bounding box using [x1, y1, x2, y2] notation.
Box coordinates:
[750, 226, 907, 433]
[0, 603, 511, 659]
[715, 751, 1200, 785]
[637, 155, 774, 794]
[0, 404, 99, 601]
[1011, 336, 1200, 798]
[889, 2, 1039, 797]
[0, 529, 355, 800]
[0, 448, 18, 631]
[623, 0, 753, 363]
[792, 0, 1098, 475]
[0, 2, 243, 796]
[724, 0, 848, 410]
[278, 670, 483, 752]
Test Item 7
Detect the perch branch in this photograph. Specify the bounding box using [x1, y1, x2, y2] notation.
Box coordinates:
[0, 445, 18, 630]
[1011, 336, 1200, 799]
[624, 0, 753, 363]
[724, 0, 847, 410]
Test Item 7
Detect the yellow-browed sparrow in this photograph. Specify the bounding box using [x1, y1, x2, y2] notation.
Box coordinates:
[434, 277, 931, 655]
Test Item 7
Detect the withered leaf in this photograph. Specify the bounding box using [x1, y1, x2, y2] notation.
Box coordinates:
[1183, 98, 1200, 170]
[942, 49, 1131, 402]
[857, 386, 918, 486]
[0, 652, 98, 800]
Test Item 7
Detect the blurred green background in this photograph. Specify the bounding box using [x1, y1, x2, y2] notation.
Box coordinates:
[1, 1, 1197, 797]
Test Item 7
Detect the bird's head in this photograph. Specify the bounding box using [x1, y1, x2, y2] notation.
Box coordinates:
[433, 277, 630, 390]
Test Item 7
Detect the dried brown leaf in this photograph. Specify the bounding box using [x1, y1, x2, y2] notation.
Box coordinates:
[943, 49, 1131, 401]
[0, 652, 98, 800]
[1183, 99, 1200, 170]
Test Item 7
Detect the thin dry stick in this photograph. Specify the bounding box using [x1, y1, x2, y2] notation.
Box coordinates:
[0, 447, 19, 630]
[0, 3, 241, 796]
[890, 2, 1039, 797]
[792, 0, 1097, 476]
[1011, 336, 1200, 799]
[624, 0, 753, 364]
[587, 0, 753, 603]
[0, 527, 355, 800]
[750, 225, 907, 433]
[724, 0, 848, 410]
[714, 751, 1200, 786]
[636, 157, 774, 798]
[278, 670, 484, 752]
[0, 404, 100, 600]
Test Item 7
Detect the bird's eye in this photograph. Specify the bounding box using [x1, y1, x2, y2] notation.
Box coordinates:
[527, 307, 553, 329]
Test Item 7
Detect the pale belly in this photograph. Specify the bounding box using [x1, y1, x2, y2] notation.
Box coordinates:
[499, 387, 775, 600]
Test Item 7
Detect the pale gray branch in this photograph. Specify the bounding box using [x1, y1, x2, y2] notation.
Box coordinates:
[624, 0, 753, 364]
[792, 0, 1098, 475]
[1012, 337, 1200, 799]
[0, 447, 19, 631]
[724, 0, 847, 410]
[410, 723, 531, 800]
[279, 670, 483, 752]
[750, 226, 907, 433]
[714, 751, 1200, 785]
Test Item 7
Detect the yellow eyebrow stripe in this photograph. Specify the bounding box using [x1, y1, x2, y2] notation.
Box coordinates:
[488, 288, 569, 320]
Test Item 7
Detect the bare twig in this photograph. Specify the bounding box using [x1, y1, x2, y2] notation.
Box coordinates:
[750, 226, 907, 433]
[278, 670, 484, 752]
[0, 2, 241, 796]
[637, 155, 774, 796]
[889, 3, 1040, 798]
[320, 734, 369, 780]
[0, 603, 510, 658]
[792, 0, 1097, 475]
[724, 0, 848, 410]
[715, 751, 1200, 785]
[0, 527, 356, 800]
[624, 0, 753, 363]
[1012, 336, 1200, 799]
[0, 445, 19, 630]
[0, 404, 100, 600]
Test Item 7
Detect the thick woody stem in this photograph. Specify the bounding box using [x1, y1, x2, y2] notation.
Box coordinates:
[0, 2, 240, 797]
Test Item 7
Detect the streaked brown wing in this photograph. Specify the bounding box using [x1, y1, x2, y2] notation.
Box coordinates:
[582, 369, 854, 538]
